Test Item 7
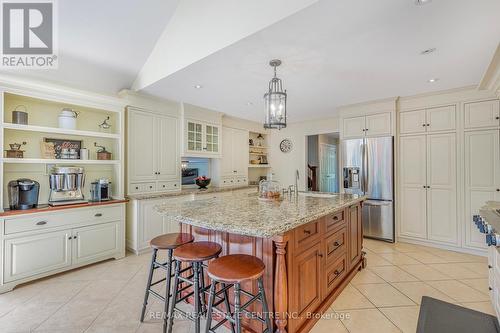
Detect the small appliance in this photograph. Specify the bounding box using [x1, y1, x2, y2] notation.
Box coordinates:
[48, 166, 87, 206]
[90, 178, 112, 202]
[58, 108, 79, 129]
[8, 179, 39, 210]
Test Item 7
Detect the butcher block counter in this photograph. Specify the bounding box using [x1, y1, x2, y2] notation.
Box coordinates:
[155, 190, 366, 333]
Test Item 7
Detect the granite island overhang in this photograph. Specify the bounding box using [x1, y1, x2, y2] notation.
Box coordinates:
[155, 190, 366, 333]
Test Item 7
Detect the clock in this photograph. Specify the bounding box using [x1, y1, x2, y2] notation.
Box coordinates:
[280, 139, 293, 153]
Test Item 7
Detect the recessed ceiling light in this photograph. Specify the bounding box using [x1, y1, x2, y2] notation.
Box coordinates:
[194, 84, 203, 89]
[246, 101, 253, 106]
[420, 48, 436, 55]
[415, 0, 432, 5]
[428, 78, 439, 83]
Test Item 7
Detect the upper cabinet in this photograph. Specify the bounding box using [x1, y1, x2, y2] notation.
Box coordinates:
[212, 126, 249, 187]
[184, 119, 221, 157]
[399, 105, 456, 135]
[127, 108, 180, 194]
[342, 112, 392, 139]
[464, 100, 500, 129]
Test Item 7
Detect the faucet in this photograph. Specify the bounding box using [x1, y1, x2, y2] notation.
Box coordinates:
[295, 169, 299, 197]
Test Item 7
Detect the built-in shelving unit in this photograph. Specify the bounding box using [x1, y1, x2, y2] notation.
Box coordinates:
[248, 132, 271, 184]
[0, 87, 125, 209]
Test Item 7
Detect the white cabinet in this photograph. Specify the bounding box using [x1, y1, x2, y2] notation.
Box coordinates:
[399, 133, 457, 244]
[4, 230, 72, 283]
[213, 127, 249, 187]
[184, 119, 221, 157]
[343, 113, 392, 138]
[464, 100, 500, 129]
[127, 108, 180, 194]
[465, 129, 500, 249]
[1, 204, 125, 291]
[400, 105, 456, 135]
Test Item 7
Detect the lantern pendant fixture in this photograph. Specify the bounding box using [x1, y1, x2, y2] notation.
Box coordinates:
[264, 59, 287, 130]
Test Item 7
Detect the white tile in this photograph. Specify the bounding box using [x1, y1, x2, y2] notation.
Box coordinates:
[355, 283, 415, 307]
[331, 284, 375, 310]
[351, 268, 386, 285]
[379, 306, 420, 333]
[370, 266, 419, 282]
[427, 280, 490, 303]
[340, 308, 400, 333]
[391, 281, 457, 304]
[398, 264, 450, 281]
[427, 263, 482, 279]
[379, 252, 422, 265]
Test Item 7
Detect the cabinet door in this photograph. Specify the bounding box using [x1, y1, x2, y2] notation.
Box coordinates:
[399, 135, 427, 239]
[400, 109, 426, 135]
[291, 242, 322, 330]
[221, 127, 234, 176]
[186, 121, 203, 152]
[426, 105, 456, 132]
[343, 116, 366, 138]
[427, 133, 457, 244]
[157, 115, 180, 180]
[205, 124, 220, 153]
[129, 110, 157, 181]
[365, 113, 391, 137]
[347, 204, 362, 268]
[464, 100, 500, 129]
[73, 221, 121, 264]
[465, 130, 500, 249]
[140, 200, 164, 249]
[232, 128, 249, 175]
[4, 230, 71, 282]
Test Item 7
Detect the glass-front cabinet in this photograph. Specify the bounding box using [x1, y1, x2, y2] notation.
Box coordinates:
[185, 120, 220, 156]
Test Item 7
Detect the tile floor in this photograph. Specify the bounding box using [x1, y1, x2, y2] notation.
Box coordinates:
[0, 239, 494, 333]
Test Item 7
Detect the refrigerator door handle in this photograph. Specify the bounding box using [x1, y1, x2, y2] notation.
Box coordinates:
[365, 140, 369, 194]
[360, 141, 365, 193]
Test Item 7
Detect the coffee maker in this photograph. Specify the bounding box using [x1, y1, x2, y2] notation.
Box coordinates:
[90, 178, 112, 202]
[8, 179, 40, 210]
[48, 166, 87, 206]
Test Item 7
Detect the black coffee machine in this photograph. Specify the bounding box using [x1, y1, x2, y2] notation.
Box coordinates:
[8, 179, 40, 210]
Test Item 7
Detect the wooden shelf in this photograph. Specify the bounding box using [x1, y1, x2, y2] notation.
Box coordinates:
[248, 164, 271, 168]
[249, 145, 269, 149]
[2, 158, 120, 165]
[2, 122, 120, 139]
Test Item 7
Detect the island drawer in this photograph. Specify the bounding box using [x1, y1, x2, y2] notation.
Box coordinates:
[294, 220, 321, 250]
[324, 210, 345, 234]
[324, 254, 347, 297]
[325, 226, 347, 265]
[4, 205, 123, 235]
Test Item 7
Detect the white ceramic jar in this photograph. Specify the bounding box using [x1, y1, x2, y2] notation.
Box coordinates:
[58, 108, 79, 129]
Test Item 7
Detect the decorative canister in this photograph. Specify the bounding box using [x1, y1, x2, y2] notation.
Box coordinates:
[79, 148, 89, 160]
[12, 105, 28, 125]
[58, 108, 79, 129]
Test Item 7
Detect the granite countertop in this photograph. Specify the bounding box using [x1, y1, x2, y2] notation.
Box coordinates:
[480, 201, 500, 232]
[154, 189, 365, 238]
[127, 185, 257, 200]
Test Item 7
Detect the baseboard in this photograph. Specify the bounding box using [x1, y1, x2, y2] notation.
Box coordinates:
[397, 236, 487, 257]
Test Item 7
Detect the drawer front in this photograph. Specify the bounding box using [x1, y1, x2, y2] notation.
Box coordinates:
[325, 210, 345, 234]
[220, 177, 235, 187]
[233, 177, 248, 186]
[129, 182, 156, 193]
[324, 254, 347, 297]
[157, 181, 180, 191]
[295, 220, 321, 250]
[325, 226, 347, 265]
[5, 205, 123, 235]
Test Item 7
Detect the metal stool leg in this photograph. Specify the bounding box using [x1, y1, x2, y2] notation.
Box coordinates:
[167, 260, 181, 333]
[140, 248, 158, 322]
[205, 281, 217, 333]
[221, 283, 236, 333]
[234, 283, 242, 333]
[193, 262, 201, 333]
[162, 249, 173, 333]
[199, 264, 207, 315]
[258, 277, 272, 332]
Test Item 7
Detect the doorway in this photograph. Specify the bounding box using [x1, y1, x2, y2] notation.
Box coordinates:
[306, 133, 339, 192]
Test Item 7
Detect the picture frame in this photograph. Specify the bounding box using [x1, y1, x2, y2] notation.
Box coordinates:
[43, 138, 82, 159]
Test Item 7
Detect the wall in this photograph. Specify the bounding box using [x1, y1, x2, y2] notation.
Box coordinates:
[269, 117, 339, 189]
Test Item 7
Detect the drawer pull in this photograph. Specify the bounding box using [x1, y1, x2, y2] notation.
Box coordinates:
[36, 221, 48, 226]
[489, 265, 493, 269]
[489, 287, 493, 291]
[135, 186, 139, 190]
[332, 215, 338, 220]
[334, 270, 341, 276]
[318, 253, 324, 258]
[334, 241, 340, 247]
[303, 229, 311, 235]
[95, 213, 103, 217]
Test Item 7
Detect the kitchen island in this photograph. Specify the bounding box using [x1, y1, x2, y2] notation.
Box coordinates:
[155, 190, 365, 333]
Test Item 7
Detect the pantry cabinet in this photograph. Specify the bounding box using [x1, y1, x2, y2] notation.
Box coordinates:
[127, 108, 180, 194]
[212, 126, 249, 187]
[464, 129, 500, 249]
[184, 119, 221, 157]
[343, 113, 392, 138]
[0, 203, 126, 292]
[399, 133, 457, 244]
[399, 105, 456, 135]
[464, 100, 500, 129]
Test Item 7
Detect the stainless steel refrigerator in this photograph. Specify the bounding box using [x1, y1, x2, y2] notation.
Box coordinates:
[342, 137, 394, 242]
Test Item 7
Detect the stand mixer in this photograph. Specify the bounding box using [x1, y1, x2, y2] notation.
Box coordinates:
[48, 166, 87, 206]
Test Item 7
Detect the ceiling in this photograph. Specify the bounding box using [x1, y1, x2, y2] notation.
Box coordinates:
[1, 0, 499, 122]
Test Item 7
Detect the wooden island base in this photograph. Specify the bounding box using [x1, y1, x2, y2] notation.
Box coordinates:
[180, 201, 364, 333]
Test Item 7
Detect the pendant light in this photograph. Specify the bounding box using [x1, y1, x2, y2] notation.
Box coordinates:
[264, 59, 287, 130]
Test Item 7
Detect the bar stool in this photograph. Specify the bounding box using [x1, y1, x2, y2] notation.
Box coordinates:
[167, 241, 223, 333]
[140, 233, 194, 332]
[205, 254, 272, 333]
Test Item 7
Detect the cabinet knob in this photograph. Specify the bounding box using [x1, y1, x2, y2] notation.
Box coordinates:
[332, 215, 338, 220]
[489, 287, 493, 291]
[36, 221, 47, 226]
[303, 229, 311, 235]
[496, 189, 500, 192]
[496, 116, 499, 120]
[174, 184, 177, 187]
[135, 186, 139, 190]
[334, 270, 341, 275]
[318, 253, 324, 258]
[95, 213, 102, 217]
[334, 241, 340, 247]
[150, 186, 153, 189]
[489, 265, 493, 269]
